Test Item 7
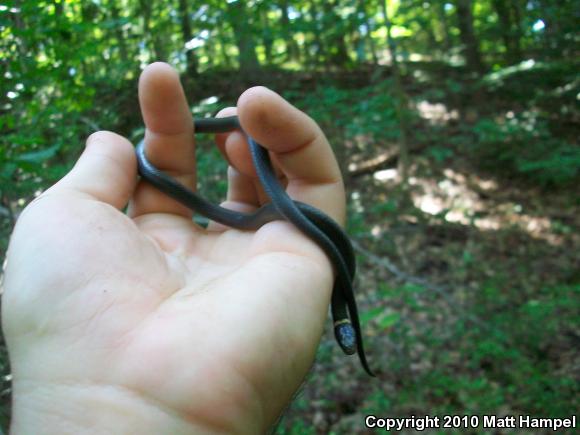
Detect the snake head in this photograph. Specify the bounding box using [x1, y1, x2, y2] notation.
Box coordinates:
[334, 321, 357, 355]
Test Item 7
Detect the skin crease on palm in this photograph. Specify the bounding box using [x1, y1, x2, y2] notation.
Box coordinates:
[1, 63, 347, 434]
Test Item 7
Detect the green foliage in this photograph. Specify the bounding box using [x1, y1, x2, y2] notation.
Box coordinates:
[288, 80, 403, 150]
[1, 0, 578, 432]
[473, 112, 579, 186]
[358, 283, 579, 419]
[428, 146, 455, 163]
[464, 283, 580, 416]
[276, 421, 316, 435]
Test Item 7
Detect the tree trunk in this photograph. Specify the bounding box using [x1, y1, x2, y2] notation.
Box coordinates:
[228, 0, 260, 74]
[308, 0, 325, 65]
[358, 0, 378, 64]
[434, 0, 453, 52]
[110, 1, 129, 62]
[323, 0, 350, 66]
[177, 0, 199, 77]
[79, 1, 102, 77]
[492, 0, 522, 64]
[454, 0, 484, 74]
[509, 0, 524, 59]
[139, 0, 166, 61]
[425, 17, 439, 53]
[203, 29, 217, 69]
[381, 0, 410, 184]
[216, 19, 233, 68]
[279, 0, 300, 62]
[260, 7, 274, 64]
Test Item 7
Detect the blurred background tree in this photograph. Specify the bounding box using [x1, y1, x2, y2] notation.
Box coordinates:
[0, 0, 578, 432]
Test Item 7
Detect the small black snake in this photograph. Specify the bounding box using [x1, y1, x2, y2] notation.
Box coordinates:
[136, 116, 374, 376]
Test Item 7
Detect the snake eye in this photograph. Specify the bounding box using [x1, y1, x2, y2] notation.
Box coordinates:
[334, 322, 356, 355]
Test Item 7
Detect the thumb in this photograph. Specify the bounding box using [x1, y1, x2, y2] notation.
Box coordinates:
[51, 131, 137, 209]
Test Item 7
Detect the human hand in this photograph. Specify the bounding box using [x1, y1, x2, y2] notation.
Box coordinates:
[2, 62, 346, 434]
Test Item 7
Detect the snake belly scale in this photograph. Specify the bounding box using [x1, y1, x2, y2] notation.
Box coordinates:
[136, 115, 374, 376]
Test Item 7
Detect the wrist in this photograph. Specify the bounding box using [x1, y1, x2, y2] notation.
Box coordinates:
[10, 380, 264, 435]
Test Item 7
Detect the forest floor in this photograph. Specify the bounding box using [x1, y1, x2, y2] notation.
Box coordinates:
[276, 141, 579, 434]
[0, 61, 578, 433]
[262, 63, 579, 434]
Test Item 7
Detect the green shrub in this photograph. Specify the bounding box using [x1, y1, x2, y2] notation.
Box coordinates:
[473, 112, 579, 186]
[287, 80, 404, 151]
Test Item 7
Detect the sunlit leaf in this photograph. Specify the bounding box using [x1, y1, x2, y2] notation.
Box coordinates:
[15, 144, 61, 164]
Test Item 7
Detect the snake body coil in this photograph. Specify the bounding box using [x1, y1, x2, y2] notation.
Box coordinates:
[136, 116, 374, 376]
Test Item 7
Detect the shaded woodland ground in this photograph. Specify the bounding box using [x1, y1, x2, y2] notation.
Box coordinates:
[1, 0, 579, 432]
[262, 64, 579, 434]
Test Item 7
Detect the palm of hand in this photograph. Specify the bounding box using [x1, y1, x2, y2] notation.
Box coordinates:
[4, 192, 330, 431]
